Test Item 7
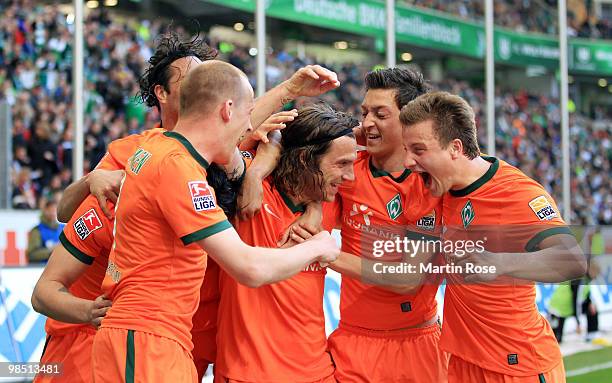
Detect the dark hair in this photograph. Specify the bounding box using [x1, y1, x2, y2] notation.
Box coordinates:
[365, 68, 431, 109]
[206, 164, 240, 218]
[138, 30, 217, 110]
[400, 91, 480, 159]
[272, 104, 357, 198]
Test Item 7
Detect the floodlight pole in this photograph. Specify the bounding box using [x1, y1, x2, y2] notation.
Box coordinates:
[256, 0, 266, 97]
[386, 0, 396, 68]
[73, 0, 84, 180]
[559, 0, 571, 223]
[485, 0, 495, 156]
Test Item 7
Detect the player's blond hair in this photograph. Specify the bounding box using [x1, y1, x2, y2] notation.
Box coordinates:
[179, 60, 249, 116]
[399, 91, 480, 159]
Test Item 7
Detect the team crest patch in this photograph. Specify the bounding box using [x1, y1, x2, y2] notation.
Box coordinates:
[386, 194, 403, 221]
[189, 181, 217, 211]
[128, 148, 152, 174]
[74, 209, 103, 240]
[461, 200, 475, 229]
[529, 195, 557, 221]
[416, 210, 436, 231]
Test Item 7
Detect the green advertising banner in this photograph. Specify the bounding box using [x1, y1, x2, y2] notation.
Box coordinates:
[204, 0, 612, 75]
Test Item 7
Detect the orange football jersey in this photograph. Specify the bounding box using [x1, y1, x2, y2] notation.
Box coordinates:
[441, 156, 570, 376]
[216, 179, 335, 382]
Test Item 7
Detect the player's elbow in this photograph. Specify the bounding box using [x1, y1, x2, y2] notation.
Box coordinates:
[235, 263, 268, 288]
[571, 255, 588, 280]
[31, 286, 44, 314]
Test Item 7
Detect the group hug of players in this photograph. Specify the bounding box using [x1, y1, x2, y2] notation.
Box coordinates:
[30, 31, 587, 383]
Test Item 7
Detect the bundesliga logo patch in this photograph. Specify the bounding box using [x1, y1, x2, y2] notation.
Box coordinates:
[74, 209, 103, 240]
[189, 181, 217, 212]
[416, 210, 436, 231]
[528, 195, 557, 221]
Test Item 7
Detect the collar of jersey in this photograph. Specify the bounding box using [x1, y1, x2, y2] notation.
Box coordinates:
[278, 189, 306, 214]
[163, 131, 210, 169]
[368, 157, 411, 182]
[449, 156, 499, 197]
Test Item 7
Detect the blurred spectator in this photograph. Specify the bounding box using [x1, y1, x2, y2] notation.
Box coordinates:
[26, 200, 64, 263]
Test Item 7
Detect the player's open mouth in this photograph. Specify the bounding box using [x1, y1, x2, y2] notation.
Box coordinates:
[366, 134, 381, 141]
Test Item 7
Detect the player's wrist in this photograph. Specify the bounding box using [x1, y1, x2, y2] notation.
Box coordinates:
[278, 81, 297, 105]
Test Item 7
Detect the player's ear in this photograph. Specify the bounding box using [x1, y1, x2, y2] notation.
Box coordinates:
[220, 99, 233, 122]
[449, 138, 463, 160]
[154, 84, 168, 104]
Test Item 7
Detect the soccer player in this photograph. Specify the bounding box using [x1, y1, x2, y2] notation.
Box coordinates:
[400, 91, 587, 382]
[91, 61, 339, 383]
[35, 31, 339, 382]
[324, 68, 448, 382]
[215, 104, 357, 382]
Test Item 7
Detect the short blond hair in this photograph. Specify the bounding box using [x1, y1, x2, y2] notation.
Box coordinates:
[179, 60, 248, 116]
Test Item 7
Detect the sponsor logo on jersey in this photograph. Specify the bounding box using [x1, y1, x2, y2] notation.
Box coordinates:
[528, 195, 558, 221]
[350, 203, 373, 226]
[189, 181, 217, 211]
[461, 200, 475, 229]
[416, 210, 436, 231]
[74, 208, 103, 240]
[128, 148, 152, 174]
[386, 194, 403, 221]
[106, 260, 122, 283]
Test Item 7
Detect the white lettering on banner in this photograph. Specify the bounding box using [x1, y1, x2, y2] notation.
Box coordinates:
[396, 15, 462, 46]
[294, 0, 357, 24]
[358, 3, 385, 29]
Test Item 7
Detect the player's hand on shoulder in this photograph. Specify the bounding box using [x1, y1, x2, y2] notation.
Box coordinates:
[87, 169, 125, 219]
[283, 65, 340, 99]
[89, 294, 112, 328]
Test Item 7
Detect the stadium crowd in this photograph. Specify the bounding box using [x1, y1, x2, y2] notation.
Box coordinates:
[2, 2, 611, 226]
[402, 0, 612, 38]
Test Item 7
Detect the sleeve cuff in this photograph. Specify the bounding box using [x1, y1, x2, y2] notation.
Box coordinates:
[180, 220, 233, 245]
[59, 232, 95, 265]
[525, 226, 574, 252]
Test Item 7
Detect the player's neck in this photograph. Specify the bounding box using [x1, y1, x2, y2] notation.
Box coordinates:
[451, 156, 492, 191]
[161, 114, 177, 131]
[370, 150, 405, 173]
[172, 120, 217, 164]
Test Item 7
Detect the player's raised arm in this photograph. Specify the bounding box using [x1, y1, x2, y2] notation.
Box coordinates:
[237, 130, 282, 220]
[250, 65, 340, 129]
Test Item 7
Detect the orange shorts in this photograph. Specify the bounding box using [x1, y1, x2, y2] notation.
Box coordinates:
[448, 355, 566, 383]
[34, 328, 96, 382]
[91, 327, 197, 383]
[328, 322, 448, 383]
[213, 372, 337, 383]
[191, 328, 216, 382]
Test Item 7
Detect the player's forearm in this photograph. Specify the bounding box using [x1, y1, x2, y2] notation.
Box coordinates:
[331, 252, 424, 293]
[31, 281, 93, 324]
[500, 246, 587, 282]
[251, 83, 293, 129]
[250, 130, 282, 179]
[221, 147, 246, 181]
[57, 176, 91, 222]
